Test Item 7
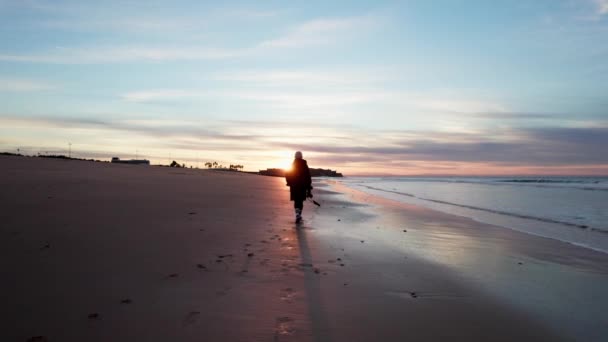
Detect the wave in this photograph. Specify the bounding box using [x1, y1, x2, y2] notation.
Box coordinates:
[359, 185, 592, 230]
[497, 179, 596, 184]
[364, 177, 608, 192]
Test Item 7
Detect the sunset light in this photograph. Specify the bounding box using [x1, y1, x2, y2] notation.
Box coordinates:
[0, 1, 606, 176]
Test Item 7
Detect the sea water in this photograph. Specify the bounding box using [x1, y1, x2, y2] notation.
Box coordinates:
[338, 176, 608, 253]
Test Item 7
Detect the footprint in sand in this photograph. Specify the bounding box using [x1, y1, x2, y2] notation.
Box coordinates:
[280, 288, 296, 303]
[182, 311, 200, 326]
[216, 286, 231, 296]
[275, 316, 296, 337]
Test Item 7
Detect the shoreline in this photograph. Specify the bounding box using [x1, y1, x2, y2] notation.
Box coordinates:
[318, 180, 608, 341]
[334, 177, 608, 254]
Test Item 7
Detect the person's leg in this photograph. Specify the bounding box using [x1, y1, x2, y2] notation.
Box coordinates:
[294, 199, 303, 222]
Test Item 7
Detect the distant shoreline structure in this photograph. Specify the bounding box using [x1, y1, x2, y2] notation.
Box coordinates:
[259, 168, 343, 178]
[111, 157, 150, 165]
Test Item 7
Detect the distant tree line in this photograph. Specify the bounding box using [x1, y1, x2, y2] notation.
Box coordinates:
[203, 161, 244, 171]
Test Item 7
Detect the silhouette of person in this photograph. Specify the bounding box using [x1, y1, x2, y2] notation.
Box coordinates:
[285, 151, 313, 223]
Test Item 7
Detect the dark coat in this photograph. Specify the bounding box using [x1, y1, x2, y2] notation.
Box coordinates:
[286, 159, 312, 201]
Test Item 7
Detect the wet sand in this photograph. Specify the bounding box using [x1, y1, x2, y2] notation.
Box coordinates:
[2, 155, 605, 341]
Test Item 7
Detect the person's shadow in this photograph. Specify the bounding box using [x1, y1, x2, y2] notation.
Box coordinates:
[294, 222, 333, 342]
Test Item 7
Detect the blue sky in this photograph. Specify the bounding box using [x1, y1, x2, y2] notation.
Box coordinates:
[1, 0, 607, 175]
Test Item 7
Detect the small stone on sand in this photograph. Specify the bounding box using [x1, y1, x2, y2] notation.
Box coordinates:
[120, 299, 132, 304]
[247, 253, 254, 257]
[27, 336, 48, 342]
[88, 313, 99, 319]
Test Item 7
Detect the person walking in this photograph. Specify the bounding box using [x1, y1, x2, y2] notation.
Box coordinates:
[285, 151, 313, 223]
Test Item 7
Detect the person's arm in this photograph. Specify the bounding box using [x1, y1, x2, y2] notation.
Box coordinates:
[304, 161, 313, 197]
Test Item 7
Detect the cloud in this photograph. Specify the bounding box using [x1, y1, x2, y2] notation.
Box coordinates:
[0, 12, 381, 64]
[120, 87, 389, 108]
[0, 78, 55, 91]
[280, 126, 608, 166]
[122, 89, 202, 102]
[15, 1, 281, 32]
[0, 46, 239, 64]
[595, 0, 608, 14]
[212, 68, 390, 87]
[119, 83, 508, 121]
[257, 15, 379, 48]
[2, 114, 607, 174]
[468, 112, 554, 120]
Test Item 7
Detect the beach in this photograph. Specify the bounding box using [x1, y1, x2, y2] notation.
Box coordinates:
[2, 155, 607, 341]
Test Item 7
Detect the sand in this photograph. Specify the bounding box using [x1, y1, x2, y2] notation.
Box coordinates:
[2, 155, 607, 341]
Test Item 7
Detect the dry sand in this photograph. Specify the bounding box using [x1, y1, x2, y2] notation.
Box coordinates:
[2, 155, 606, 341]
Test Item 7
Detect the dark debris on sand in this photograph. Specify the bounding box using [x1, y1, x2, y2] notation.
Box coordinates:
[27, 337, 48, 342]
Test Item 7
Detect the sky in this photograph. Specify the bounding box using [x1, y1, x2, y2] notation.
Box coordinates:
[0, 0, 607, 175]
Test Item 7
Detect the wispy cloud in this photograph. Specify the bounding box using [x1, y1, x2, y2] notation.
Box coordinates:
[16, 2, 281, 32]
[212, 68, 390, 87]
[258, 15, 378, 48]
[122, 89, 203, 102]
[0, 46, 239, 64]
[3, 114, 607, 166]
[0, 78, 55, 91]
[0, 13, 381, 64]
[595, 0, 608, 14]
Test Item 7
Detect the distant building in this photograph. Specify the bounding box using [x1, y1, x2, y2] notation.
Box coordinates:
[111, 157, 150, 165]
[259, 168, 343, 177]
[259, 168, 286, 177]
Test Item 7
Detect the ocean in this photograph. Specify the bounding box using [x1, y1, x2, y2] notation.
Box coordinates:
[338, 176, 608, 253]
